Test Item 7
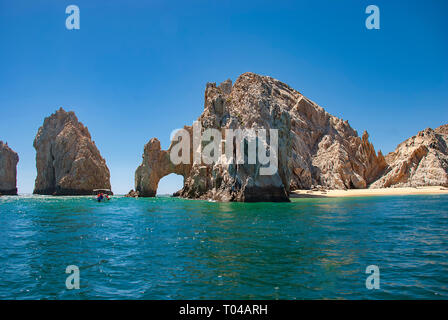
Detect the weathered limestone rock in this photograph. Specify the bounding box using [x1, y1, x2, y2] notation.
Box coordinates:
[33, 108, 112, 195]
[187, 74, 292, 201]
[135, 72, 390, 201]
[134, 73, 288, 202]
[370, 124, 448, 188]
[134, 73, 448, 198]
[260, 76, 387, 190]
[0, 141, 19, 195]
[135, 136, 192, 197]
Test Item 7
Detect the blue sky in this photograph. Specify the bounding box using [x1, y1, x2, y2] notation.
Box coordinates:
[0, 0, 447, 194]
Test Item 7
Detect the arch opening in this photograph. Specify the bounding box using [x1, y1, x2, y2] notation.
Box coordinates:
[156, 173, 184, 196]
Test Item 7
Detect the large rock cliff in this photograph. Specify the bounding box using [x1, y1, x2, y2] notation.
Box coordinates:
[0, 141, 19, 195]
[33, 108, 112, 195]
[370, 124, 448, 188]
[271, 77, 386, 190]
[136, 74, 292, 202]
[135, 72, 386, 201]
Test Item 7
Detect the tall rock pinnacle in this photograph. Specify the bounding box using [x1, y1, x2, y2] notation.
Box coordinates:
[0, 141, 19, 195]
[33, 108, 112, 195]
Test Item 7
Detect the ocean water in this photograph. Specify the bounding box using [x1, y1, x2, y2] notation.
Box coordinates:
[0, 194, 447, 300]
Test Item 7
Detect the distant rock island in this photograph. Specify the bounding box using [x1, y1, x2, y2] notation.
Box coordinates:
[133, 72, 448, 201]
[33, 108, 112, 195]
[0, 141, 19, 195]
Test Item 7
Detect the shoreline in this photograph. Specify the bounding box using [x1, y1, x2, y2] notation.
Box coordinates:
[290, 186, 448, 198]
[4, 186, 448, 201]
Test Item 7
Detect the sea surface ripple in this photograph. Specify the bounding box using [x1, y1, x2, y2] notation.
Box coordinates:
[0, 194, 447, 299]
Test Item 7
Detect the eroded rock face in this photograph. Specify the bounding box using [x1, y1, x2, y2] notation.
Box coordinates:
[135, 136, 191, 197]
[258, 76, 387, 190]
[136, 72, 388, 201]
[33, 108, 112, 195]
[370, 124, 448, 188]
[136, 74, 292, 202]
[0, 141, 19, 195]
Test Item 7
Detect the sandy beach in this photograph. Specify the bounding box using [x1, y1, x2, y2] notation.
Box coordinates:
[290, 186, 448, 198]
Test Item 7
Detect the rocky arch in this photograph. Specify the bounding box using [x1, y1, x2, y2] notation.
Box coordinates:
[135, 128, 192, 197]
[134, 75, 292, 202]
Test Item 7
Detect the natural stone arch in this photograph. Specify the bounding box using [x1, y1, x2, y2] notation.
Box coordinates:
[135, 127, 192, 197]
[134, 75, 292, 202]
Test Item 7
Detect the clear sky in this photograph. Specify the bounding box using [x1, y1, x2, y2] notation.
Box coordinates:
[1, 0, 447, 195]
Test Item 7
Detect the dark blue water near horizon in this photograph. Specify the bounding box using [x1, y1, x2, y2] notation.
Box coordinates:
[0, 194, 447, 299]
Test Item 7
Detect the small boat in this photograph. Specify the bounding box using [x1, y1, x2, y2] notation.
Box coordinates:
[93, 189, 112, 202]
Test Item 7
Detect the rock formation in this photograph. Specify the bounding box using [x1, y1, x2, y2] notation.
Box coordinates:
[276, 80, 386, 190]
[135, 72, 387, 201]
[135, 74, 292, 202]
[125, 189, 140, 198]
[370, 124, 448, 188]
[0, 141, 19, 195]
[33, 108, 112, 195]
[135, 136, 192, 197]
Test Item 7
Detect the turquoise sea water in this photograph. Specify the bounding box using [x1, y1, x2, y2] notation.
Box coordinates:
[0, 194, 447, 300]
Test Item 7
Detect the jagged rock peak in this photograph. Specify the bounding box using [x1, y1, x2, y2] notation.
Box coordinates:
[0, 141, 19, 195]
[435, 124, 448, 135]
[227, 73, 386, 190]
[136, 72, 293, 202]
[135, 72, 391, 201]
[370, 124, 448, 188]
[33, 108, 112, 195]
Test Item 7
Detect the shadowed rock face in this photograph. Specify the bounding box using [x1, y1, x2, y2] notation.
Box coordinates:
[33, 108, 112, 195]
[0, 141, 19, 195]
[135, 72, 387, 201]
[370, 124, 448, 188]
[136, 73, 292, 202]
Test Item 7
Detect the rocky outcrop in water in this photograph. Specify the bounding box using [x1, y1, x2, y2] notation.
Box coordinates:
[135, 136, 192, 197]
[33, 108, 112, 195]
[0, 141, 19, 195]
[370, 124, 448, 188]
[125, 189, 140, 198]
[135, 72, 388, 201]
[136, 74, 292, 201]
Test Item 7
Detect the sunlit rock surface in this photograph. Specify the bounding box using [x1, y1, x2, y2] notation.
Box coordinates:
[33, 108, 112, 195]
[136, 72, 389, 201]
[0, 141, 19, 195]
[370, 124, 448, 188]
